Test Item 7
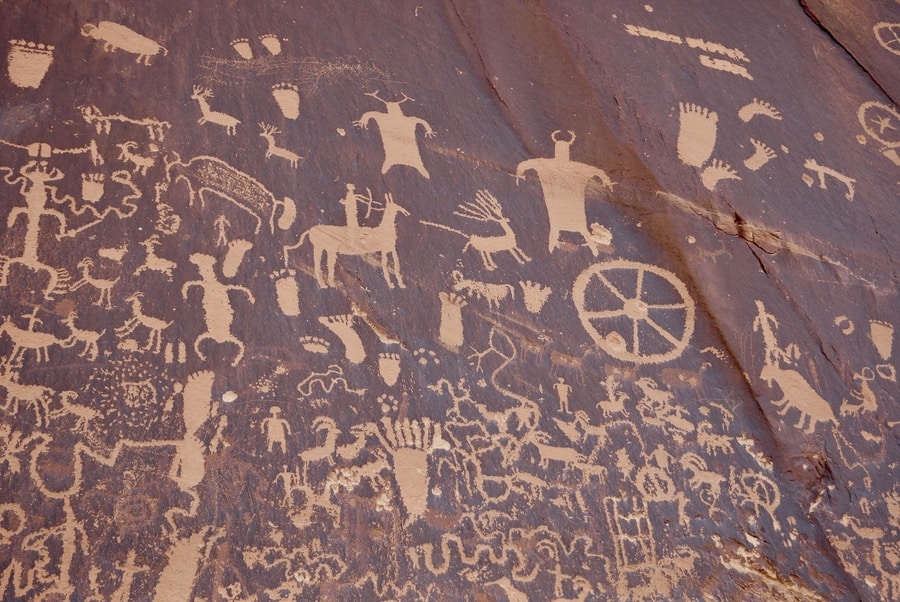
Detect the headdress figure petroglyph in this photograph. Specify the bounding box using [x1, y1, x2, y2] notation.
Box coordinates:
[516, 130, 613, 256]
[182, 253, 255, 366]
[354, 90, 434, 178]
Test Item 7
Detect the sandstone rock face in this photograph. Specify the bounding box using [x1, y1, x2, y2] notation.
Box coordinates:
[0, 1, 897, 600]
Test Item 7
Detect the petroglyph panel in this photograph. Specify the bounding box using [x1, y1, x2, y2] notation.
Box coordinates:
[0, 1, 897, 600]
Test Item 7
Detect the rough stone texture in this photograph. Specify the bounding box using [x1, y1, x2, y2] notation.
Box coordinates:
[0, 1, 897, 600]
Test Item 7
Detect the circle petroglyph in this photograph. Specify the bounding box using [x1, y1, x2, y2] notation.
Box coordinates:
[573, 260, 695, 364]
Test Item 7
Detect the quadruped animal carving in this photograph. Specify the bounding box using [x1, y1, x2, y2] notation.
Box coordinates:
[286, 192, 409, 288]
[163, 153, 296, 234]
[81, 21, 167, 65]
[421, 189, 530, 271]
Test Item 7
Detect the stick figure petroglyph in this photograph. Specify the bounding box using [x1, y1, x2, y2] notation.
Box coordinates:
[182, 253, 255, 366]
[354, 90, 434, 178]
[516, 131, 613, 256]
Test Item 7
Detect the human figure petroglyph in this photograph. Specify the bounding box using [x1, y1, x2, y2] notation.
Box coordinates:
[0, 160, 73, 298]
[338, 183, 374, 232]
[79, 104, 171, 140]
[553, 377, 572, 413]
[70, 258, 119, 309]
[288, 193, 409, 288]
[82, 21, 167, 65]
[354, 90, 434, 178]
[422, 189, 531, 271]
[190, 86, 240, 135]
[182, 253, 254, 365]
[259, 123, 303, 168]
[116, 293, 172, 353]
[261, 406, 291, 454]
[596, 373, 630, 418]
[516, 130, 613, 256]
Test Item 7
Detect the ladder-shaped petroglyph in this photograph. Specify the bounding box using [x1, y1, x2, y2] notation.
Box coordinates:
[115, 293, 172, 353]
[355, 90, 434, 178]
[753, 300, 838, 433]
[802, 158, 856, 201]
[516, 131, 614, 255]
[82, 21, 167, 65]
[163, 153, 297, 234]
[258, 123, 304, 168]
[190, 86, 240, 136]
[421, 189, 531, 271]
[7, 40, 54, 88]
[182, 253, 255, 366]
[79, 104, 171, 140]
[573, 260, 695, 364]
[287, 192, 409, 288]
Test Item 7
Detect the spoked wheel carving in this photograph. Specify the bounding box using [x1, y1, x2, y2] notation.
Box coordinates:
[573, 260, 695, 364]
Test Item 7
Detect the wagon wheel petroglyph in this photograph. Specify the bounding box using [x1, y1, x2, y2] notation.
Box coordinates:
[573, 260, 694, 364]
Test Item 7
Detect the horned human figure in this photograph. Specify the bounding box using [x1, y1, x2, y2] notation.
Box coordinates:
[516, 130, 614, 256]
